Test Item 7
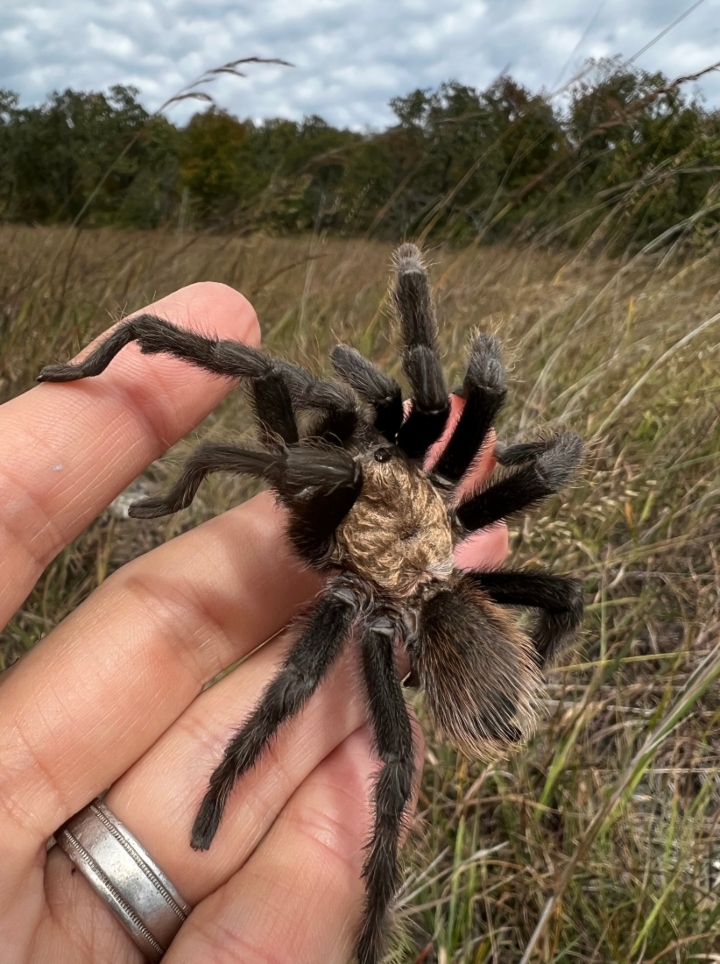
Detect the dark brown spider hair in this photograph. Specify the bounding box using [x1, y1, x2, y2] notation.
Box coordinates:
[39, 243, 584, 964]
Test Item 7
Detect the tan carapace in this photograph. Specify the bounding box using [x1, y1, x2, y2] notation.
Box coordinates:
[334, 453, 454, 597]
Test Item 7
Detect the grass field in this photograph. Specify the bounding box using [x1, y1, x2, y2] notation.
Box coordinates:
[2, 224, 720, 962]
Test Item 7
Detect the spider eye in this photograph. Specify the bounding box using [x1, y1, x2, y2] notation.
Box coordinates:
[373, 447, 394, 463]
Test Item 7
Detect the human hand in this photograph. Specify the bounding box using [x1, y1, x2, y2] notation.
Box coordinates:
[0, 283, 507, 963]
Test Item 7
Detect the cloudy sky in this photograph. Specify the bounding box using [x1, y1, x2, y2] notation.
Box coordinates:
[1, 0, 719, 129]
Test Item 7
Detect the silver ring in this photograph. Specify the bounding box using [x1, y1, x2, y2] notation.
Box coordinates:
[55, 800, 191, 962]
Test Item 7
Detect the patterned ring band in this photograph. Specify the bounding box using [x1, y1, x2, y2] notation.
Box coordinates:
[55, 800, 192, 962]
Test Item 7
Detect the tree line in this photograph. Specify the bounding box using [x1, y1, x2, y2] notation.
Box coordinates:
[1, 57, 719, 251]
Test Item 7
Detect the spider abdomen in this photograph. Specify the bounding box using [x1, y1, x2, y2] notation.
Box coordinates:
[334, 454, 453, 596]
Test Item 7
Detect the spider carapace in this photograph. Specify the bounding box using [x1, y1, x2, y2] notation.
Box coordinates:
[38, 243, 585, 964]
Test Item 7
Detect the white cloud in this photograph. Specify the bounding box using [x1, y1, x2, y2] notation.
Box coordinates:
[86, 24, 138, 59]
[0, 0, 718, 129]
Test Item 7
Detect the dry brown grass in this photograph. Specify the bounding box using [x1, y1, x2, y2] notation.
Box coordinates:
[2, 224, 720, 962]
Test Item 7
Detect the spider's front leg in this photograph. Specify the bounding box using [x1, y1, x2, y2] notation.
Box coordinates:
[357, 613, 415, 964]
[191, 576, 361, 851]
[38, 314, 360, 445]
[37, 314, 272, 383]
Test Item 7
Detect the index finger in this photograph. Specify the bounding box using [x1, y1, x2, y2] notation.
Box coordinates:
[0, 282, 259, 626]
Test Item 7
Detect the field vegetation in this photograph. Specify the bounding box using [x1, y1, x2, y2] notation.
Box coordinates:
[1, 222, 719, 962]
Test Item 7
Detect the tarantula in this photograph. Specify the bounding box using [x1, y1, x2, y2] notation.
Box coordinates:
[38, 244, 584, 964]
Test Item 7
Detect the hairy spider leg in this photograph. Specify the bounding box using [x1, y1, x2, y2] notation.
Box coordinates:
[129, 440, 362, 563]
[391, 245, 451, 460]
[250, 370, 299, 447]
[128, 444, 282, 518]
[191, 581, 360, 851]
[415, 576, 541, 758]
[357, 615, 415, 964]
[272, 358, 361, 445]
[494, 436, 566, 467]
[37, 314, 360, 445]
[431, 333, 507, 487]
[330, 345, 404, 444]
[454, 431, 584, 533]
[467, 570, 584, 667]
[37, 314, 273, 382]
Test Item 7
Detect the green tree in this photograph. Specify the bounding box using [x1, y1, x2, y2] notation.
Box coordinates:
[0, 85, 178, 225]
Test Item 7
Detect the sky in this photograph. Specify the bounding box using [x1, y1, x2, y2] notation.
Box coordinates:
[1, 0, 719, 130]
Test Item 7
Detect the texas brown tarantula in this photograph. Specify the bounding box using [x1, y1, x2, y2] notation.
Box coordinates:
[38, 243, 584, 964]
